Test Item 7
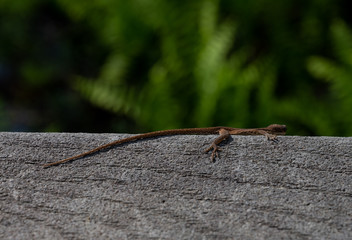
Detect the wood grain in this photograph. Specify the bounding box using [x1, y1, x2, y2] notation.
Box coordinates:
[0, 132, 351, 239]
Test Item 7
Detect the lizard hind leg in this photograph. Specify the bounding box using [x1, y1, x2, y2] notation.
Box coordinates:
[204, 143, 221, 162]
[204, 129, 231, 162]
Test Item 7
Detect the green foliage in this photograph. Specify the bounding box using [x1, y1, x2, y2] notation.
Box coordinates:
[1, 0, 352, 135]
[307, 20, 352, 135]
[70, 0, 288, 131]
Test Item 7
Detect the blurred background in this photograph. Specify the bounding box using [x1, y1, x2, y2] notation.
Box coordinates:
[0, 0, 351, 136]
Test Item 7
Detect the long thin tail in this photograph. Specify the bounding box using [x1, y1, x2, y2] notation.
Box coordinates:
[42, 128, 223, 168]
[42, 133, 158, 168]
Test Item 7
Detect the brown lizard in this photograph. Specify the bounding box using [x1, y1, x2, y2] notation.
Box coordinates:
[43, 124, 287, 168]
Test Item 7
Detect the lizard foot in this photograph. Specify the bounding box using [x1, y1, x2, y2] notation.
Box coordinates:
[204, 144, 221, 162]
[266, 134, 279, 143]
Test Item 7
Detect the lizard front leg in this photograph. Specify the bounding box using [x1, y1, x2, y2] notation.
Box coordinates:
[204, 129, 231, 161]
[256, 130, 279, 142]
[229, 129, 280, 142]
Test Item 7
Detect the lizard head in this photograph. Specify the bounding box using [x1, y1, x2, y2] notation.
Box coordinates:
[267, 124, 287, 135]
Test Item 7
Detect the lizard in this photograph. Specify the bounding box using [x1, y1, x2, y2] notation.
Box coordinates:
[43, 124, 287, 168]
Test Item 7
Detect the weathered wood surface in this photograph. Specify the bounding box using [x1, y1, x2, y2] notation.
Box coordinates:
[0, 132, 351, 239]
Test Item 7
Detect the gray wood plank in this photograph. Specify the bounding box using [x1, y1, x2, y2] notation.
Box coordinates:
[0, 132, 351, 239]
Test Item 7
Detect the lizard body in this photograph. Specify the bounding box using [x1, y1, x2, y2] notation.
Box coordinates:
[43, 124, 286, 168]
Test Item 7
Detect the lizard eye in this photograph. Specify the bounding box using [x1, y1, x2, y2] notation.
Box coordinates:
[280, 125, 287, 132]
